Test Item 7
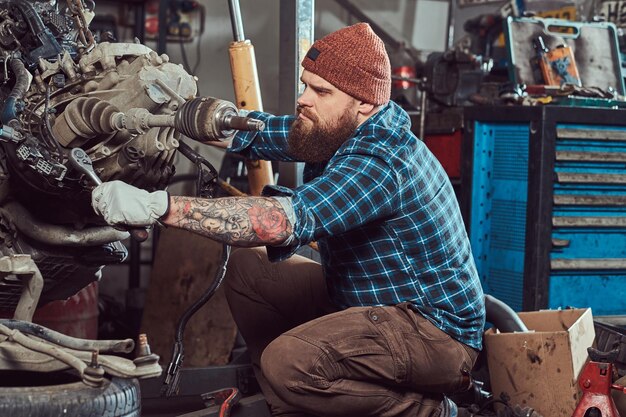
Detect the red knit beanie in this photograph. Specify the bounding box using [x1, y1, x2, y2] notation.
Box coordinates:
[302, 23, 391, 106]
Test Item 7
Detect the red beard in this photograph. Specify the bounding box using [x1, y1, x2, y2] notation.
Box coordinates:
[287, 106, 359, 163]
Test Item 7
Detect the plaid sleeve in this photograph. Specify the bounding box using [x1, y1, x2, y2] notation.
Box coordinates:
[228, 111, 298, 162]
[263, 153, 399, 261]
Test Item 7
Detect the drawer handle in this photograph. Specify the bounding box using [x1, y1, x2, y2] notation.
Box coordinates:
[552, 258, 626, 270]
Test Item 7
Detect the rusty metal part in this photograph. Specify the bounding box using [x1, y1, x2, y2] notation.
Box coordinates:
[0, 323, 94, 383]
[0, 255, 43, 322]
[0, 255, 160, 382]
[0, 319, 134, 353]
[134, 333, 151, 357]
[83, 350, 105, 386]
[0, 328, 162, 381]
[1, 200, 129, 246]
[67, 0, 95, 54]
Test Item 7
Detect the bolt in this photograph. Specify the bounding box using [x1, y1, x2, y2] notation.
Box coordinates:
[136, 333, 152, 357]
[90, 350, 99, 367]
[583, 380, 591, 388]
[83, 350, 104, 387]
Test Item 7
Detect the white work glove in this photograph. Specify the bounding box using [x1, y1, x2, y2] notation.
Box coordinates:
[91, 180, 169, 227]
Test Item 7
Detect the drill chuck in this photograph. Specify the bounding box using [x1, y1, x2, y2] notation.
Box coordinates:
[174, 97, 264, 142]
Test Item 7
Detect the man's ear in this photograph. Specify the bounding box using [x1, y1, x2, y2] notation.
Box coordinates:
[358, 101, 376, 116]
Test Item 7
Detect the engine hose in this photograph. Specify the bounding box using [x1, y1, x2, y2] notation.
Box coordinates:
[177, 244, 230, 343]
[15, 0, 47, 35]
[161, 243, 231, 396]
[1, 59, 29, 125]
[485, 294, 529, 333]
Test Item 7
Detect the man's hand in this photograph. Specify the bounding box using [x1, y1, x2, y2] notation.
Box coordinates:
[92, 180, 169, 227]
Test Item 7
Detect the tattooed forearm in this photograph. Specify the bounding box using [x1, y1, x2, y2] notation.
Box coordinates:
[161, 196, 294, 246]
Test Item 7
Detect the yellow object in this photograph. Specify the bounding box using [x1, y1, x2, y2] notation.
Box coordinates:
[536, 5, 577, 21]
[538, 44, 582, 87]
[228, 40, 274, 196]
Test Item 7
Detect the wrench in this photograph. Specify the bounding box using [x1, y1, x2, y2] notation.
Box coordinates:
[68, 148, 149, 242]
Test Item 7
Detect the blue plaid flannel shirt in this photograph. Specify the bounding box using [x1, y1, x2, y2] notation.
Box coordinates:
[229, 101, 485, 349]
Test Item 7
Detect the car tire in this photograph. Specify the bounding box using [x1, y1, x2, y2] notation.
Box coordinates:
[0, 371, 140, 417]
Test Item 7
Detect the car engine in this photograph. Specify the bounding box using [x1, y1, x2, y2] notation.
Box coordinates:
[0, 0, 199, 310]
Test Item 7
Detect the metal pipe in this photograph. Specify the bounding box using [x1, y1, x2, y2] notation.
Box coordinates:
[157, 0, 167, 54]
[0, 319, 134, 353]
[418, 87, 427, 140]
[2, 201, 129, 246]
[0, 323, 88, 379]
[227, 0, 245, 42]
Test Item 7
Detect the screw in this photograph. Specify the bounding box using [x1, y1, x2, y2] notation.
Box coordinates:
[90, 350, 99, 368]
[136, 333, 152, 357]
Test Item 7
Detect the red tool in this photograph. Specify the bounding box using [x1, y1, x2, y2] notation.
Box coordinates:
[572, 348, 626, 417]
[201, 387, 241, 417]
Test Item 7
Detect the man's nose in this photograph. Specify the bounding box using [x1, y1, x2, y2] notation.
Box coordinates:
[297, 89, 313, 107]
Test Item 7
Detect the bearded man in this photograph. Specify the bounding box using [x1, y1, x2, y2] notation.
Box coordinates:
[92, 23, 485, 417]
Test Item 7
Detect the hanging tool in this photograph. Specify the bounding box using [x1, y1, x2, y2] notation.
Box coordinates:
[67, 148, 149, 242]
[227, 0, 273, 196]
[572, 347, 626, 417]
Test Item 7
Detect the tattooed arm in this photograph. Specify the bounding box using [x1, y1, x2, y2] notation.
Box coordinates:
[161, 196, 294, 246]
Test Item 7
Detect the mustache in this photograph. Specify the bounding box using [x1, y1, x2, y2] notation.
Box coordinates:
[296, 105, 316, 120]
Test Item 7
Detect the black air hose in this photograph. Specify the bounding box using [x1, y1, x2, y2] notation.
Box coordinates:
[485, 294, 529, 333]
[15, 0, 47, 36]
[1, 58, 29, 125]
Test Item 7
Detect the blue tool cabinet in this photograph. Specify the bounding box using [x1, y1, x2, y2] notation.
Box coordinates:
[462, 106, 626, 314]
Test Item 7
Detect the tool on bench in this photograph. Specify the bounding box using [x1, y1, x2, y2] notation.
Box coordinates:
[533, 35, 581, 87]
[68, 147, 149, 242]
[572, 347, 626, 417]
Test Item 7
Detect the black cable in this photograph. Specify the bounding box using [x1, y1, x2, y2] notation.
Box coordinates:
[175, 244, 231, 343]
[161, 142, 230, 397]
[179, 37, 193, 75]
[178, 35, 201, 93]
[192, 31, 201, 76]
[43, 84, 63, 161]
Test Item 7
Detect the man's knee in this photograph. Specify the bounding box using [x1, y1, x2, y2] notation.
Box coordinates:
[261, 334, 330, 403]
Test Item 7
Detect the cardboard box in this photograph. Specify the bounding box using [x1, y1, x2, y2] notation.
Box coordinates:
[485, 308, 595, 417]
